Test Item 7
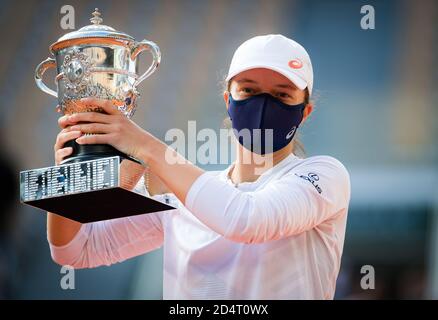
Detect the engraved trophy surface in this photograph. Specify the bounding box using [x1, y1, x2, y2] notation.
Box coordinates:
[35, 8, 161, 163]
[20, 9, 174, 222]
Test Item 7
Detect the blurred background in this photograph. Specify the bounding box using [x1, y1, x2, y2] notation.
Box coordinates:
[0, 0, 437, 299]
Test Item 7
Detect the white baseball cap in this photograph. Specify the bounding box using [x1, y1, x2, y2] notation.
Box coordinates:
[225, 34, 314, 96]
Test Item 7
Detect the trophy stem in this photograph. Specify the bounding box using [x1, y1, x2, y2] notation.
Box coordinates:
[62, 140, 142, 165]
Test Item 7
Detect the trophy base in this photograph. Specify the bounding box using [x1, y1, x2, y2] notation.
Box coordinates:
[62, 140, 142, 165]
[25, 187, 172, 223]
[19, 156, 174, 223]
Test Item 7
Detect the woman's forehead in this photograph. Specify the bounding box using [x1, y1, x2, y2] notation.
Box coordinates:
[231, 68, 298, 90]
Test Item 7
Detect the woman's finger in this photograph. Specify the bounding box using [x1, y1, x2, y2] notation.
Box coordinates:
[98, 100, 123, 116]
[68, 111, 113, 124]
[80, 97, 121, 116]
[69, 123, 113, 135]
[55, 147, 73, 165]
[54, 130, 82, 151]
[76, 133, 113, 145]
[58, 115, 78, 129]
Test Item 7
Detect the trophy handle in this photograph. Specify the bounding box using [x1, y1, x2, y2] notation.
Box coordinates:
[130, 40, 161, 87]
[35, 57, 57, 98]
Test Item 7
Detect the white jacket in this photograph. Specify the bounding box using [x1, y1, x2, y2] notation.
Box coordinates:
[49, 153, 351, 299]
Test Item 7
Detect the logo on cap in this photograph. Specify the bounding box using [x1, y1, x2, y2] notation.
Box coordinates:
[288, 59, 303, 69]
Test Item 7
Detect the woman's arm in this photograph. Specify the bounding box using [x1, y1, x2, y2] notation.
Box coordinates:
[47, 153, 147, 247]
[49, 211, 165, 269]
[67, 102, 350, 244]
[68, 101, 205, 204]
[48, 175, 169, 269]
[181, 156, 351, 243]
[47, 122, 171, 267]
[47, 127, 84, 246]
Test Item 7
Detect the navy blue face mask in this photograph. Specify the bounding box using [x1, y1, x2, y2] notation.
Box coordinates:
[227, 93, 306, 155]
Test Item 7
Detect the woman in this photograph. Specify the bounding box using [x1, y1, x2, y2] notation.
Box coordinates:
[48, 34, 351, 299]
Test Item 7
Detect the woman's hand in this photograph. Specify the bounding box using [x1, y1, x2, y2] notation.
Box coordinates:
[53, 127, 82, 165]
[62, 98, 152, 161]
[57, 98, 204, 203]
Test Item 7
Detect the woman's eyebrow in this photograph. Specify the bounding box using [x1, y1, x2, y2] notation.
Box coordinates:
[236, 79, 258, 84]
[275, 83, 297, 90]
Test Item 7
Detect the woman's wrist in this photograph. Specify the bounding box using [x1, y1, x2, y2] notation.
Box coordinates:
[137, 131, 165, 168]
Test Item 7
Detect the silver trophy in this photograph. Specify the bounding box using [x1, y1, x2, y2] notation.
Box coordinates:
[20, 9, 174, 222]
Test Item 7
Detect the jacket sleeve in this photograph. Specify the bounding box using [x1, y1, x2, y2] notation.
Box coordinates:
[184, 156, 351, 244]
[48, 176, 175, 268]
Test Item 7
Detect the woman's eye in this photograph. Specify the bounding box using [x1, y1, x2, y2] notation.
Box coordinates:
[276, 92, 291, 98]
[240, 87, 255, 94]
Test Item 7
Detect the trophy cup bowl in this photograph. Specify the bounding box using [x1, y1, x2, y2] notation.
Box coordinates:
[19, 9, 174, 223]
[35, 8, 161, 164]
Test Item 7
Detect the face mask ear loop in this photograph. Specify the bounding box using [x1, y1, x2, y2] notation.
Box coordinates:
[296, 104, 306, 128]
[227, 91, 233, 120]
